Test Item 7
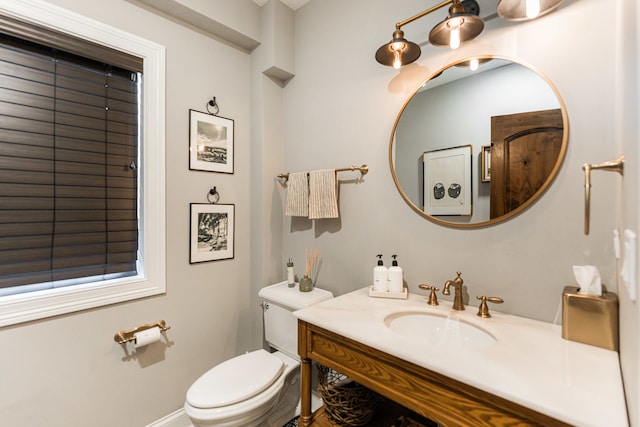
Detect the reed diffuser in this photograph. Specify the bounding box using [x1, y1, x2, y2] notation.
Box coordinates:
[299, 249, 318, 292]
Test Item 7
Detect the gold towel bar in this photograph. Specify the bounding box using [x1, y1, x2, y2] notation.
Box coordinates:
[277, 164, 369, 181]
[114, 320, 171, 344]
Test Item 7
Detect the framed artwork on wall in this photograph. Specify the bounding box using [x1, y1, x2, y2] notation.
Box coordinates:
[190, 203, 235, 263]
[423, 145, 472, 216]
[481, 144, 491, 182]
[189, 109, 234, 173]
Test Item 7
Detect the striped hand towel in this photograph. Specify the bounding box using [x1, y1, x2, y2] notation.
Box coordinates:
[284, 171, 309, 217]
[309, 169, 339, 219]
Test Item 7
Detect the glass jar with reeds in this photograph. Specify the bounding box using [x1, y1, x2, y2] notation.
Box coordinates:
[299, 249, 318, 292]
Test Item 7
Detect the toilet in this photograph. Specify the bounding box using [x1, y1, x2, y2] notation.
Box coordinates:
[184, 281, 333, 427]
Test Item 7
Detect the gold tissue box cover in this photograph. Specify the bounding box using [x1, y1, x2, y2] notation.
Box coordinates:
[562, 286, 618, 351]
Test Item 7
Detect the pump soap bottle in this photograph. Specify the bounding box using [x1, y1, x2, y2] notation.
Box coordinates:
[388, 255, 403, 293]
[373, 254, 388, 292]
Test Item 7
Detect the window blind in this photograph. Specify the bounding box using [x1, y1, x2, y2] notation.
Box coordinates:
[0, 32, 140, 290]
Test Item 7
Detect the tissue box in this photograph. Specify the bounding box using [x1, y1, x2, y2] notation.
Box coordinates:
[561, 286, 618, 351]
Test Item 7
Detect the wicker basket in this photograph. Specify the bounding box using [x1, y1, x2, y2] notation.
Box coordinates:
[317, 364, 380, 426]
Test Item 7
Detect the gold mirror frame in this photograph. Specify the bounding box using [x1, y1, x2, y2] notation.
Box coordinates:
[389, 55, 569, 228]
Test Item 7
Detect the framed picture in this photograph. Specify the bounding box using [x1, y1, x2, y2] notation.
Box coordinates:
[423, 145, 472, 216]
[189, 109, 234, 173]
[190, 203, 235, 263]
[481, 145, 491, 182]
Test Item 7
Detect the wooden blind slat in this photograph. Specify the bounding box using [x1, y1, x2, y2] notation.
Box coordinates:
[0, 196, 53, 209]
[0, 170, 52, 185]
[0, 43, 54, 71]
[0, 128, 53, 147]
[0, 183, 53, 197]
[0, 115, 54, 135]
[0, 261, 52, 278]
[0, 87, 53, 110]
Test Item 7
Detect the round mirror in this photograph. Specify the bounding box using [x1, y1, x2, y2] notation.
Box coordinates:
[389, 55, 568, 227]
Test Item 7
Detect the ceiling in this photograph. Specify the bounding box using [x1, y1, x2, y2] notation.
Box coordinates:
[251, 0, 310, 10]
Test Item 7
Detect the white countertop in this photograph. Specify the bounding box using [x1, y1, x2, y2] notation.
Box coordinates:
[294, 287, 628, 427]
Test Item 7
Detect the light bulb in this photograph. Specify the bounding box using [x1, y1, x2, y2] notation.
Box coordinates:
[470, 58, 479, 71]
[393, 51, 402, 69]
[526, 0, 540, 19]
[448, 17, 462, 50]
[391, 41, 405, 51]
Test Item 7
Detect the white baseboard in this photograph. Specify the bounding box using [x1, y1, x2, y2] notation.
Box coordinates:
[147, 393, 322, 427]
[146, 408, 192, 427]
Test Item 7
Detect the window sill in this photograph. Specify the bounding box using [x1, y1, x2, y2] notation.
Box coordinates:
[0, 275, 165, 327]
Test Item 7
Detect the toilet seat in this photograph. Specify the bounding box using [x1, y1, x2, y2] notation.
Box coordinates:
[186, 349, 284, 409]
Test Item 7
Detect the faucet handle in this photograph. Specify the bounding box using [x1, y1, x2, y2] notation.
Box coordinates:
[476, 296, 504, 318]
[418, 284, 440, 306]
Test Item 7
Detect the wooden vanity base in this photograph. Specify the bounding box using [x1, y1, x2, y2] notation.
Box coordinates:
[298, 320, 570, 427]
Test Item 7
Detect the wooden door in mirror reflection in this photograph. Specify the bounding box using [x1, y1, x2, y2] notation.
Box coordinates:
[490, 109, 563, 219]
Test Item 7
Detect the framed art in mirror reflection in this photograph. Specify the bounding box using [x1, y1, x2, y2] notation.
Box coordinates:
[423, 145, 472, 216]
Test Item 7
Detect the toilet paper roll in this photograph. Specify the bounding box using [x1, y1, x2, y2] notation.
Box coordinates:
[134, 326, 162, 348]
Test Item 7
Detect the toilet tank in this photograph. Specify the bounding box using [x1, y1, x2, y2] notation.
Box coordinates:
[258, 281, 333, 358]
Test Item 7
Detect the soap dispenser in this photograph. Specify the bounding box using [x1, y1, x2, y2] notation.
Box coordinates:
[373, 254, 388, 292]
[388, 255, 403, 293]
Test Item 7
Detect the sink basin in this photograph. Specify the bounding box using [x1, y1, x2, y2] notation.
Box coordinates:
[384, 311, 496, 350]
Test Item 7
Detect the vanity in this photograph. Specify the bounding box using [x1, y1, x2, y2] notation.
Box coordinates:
[290, 50, 629, 426]
[295, 287, 628, 427]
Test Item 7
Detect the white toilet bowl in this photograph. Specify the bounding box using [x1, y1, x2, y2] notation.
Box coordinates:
[184, 282, 333, 427]
[184, 350, 300, 427]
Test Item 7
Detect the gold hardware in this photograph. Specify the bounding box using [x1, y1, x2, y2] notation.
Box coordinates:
[442, 271, 465, 310]
[114, 320, 171, 344]
[562, 286, 618, 351]
[277, 165, 369, 181]
[582, 155, 624, 235]
[418, 284, 440, 306]
[476, 296, 504, 318]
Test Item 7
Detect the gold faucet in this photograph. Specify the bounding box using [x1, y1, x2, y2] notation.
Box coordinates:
[442, 271, 465, 310]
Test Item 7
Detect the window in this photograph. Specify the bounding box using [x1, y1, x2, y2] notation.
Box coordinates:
[0, 34, 141, 294]
[0, 1, 165, 327]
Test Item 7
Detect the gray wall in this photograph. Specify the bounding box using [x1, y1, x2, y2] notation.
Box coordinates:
[0, 1, 254, 425]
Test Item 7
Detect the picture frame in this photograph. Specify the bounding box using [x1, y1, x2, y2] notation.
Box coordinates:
[189, 109, 234, 174]
[423, 145, 472, 216]
[481, 145, 491, 182]
[190, 203, 235, 263]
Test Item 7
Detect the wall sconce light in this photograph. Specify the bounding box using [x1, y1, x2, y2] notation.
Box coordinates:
[375, 28, 422, 70]
[497, 0, 564, 21]
[375, 0, 482, 69]
[429, 0, 484, 50]
[376, 0, 565, 68]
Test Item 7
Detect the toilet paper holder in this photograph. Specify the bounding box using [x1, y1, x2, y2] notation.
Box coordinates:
[114, 320, 171, 344]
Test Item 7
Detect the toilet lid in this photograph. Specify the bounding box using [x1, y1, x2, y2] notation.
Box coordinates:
[186, 349, 284, 409]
